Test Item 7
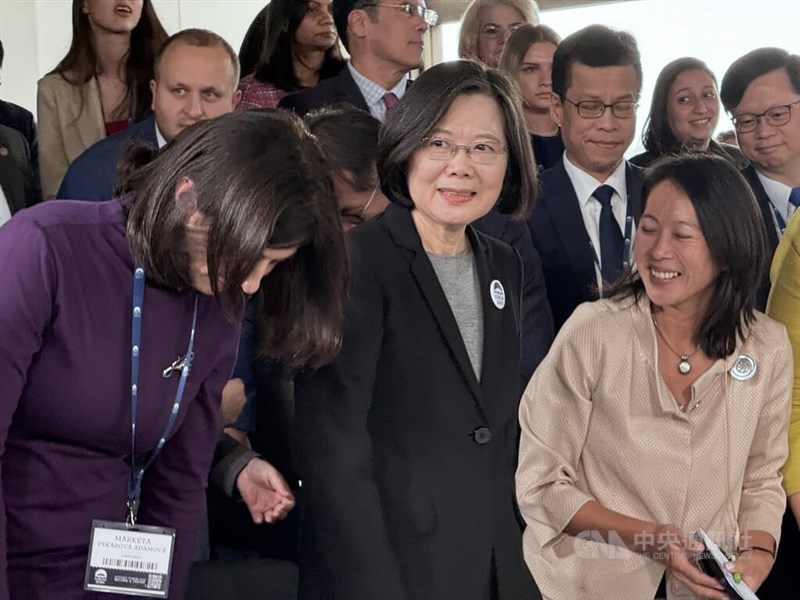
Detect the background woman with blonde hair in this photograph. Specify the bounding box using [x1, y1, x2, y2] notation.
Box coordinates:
[458, 0, 539, 68]
[499, 23, 563, 171]
[37, 0, 167, 199]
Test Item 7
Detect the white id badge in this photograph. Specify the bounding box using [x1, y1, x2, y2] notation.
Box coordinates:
[84, 520, 175, 597]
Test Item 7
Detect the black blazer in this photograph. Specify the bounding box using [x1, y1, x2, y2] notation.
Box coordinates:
[474, 210, 554, 388]
[0, 100, 40, 203]
[0, 124, 38, 215]
[294, 204, 540, 600]
[741, 164, 781, 311]
[528, 159, 644, 331]
[278, 67, 370, 117]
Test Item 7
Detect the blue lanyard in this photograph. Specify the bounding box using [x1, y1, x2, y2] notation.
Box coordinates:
[769, 201, 789, 237]
[128, 265, 198, 526]
[588, 191, 634, 279]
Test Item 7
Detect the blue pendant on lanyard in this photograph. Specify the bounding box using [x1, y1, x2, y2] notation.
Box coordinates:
[770, 201, 789, 237]
[128, 265, 198, 526]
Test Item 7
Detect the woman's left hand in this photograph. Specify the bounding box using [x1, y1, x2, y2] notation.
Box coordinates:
[725, 549, 774, 592]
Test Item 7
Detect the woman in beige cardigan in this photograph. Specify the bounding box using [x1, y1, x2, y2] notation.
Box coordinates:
[37, 0, 166, 198]
[517, 154, 792, 600]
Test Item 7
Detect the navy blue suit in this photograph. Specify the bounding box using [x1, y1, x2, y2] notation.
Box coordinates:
[278, 67, 371, 117]
[474, 210, 554, 387]
[528, 159, 644, 332]
[57, 116, 158, 201]
[740, 165, 781, 311]
[0, 99, 40, 202]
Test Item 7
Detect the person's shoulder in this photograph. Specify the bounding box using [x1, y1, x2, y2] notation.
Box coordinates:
[629, 151, 654, 168]
[0, 99, 35, 129]
[37, 71, 73, 91]
[746, 311, 793, 351]
[279, 73, 344, 110]
[10, 199, 125, 233]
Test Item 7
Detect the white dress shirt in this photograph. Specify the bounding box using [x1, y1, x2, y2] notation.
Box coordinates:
[757, 170, 796, 235]
[347, 61, 408, 123]
[562, 153, 635, 292]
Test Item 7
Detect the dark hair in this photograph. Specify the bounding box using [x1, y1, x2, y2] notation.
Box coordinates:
[155, 29, 240, 84]
[332, 0, 378, 52]
[305, 105, 380, 191]
[378, 60, 538, 220]
[642, 57, 717, 156]
[0, 38, 4, 68]
[124, 111, 348, 368]
[254, 0, 344, 92]
[552, 24, 642, 99]
[239, 4, 270, 77]
[720, 47, 800, 112]
[606, 154, 766, 359]
[498, 23, 561, 78]
[51, 0, 168, 122]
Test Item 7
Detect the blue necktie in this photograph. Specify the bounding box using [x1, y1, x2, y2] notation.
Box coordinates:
[594, 184, 624, 283]
[789, 187, 800, 219]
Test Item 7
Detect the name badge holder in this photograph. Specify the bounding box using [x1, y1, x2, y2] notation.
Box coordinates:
[588, 192, 634, 284]
[85, 266, 198, 597]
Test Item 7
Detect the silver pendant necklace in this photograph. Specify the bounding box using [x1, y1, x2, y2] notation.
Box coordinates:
[651, 313, 700, 375]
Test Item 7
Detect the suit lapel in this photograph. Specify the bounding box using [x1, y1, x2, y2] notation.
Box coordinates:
[384, 205, 485, 412]
[335, 68, 371, 113]
[625, 162, 645, 220]
[545, 162, 596, 300]
[742, 165, 780, 253]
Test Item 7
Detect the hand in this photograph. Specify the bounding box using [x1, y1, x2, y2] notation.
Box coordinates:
[221, 378, 247, 426]
[235, 458, 295, 524]
[725, 548, 774, 592]
[649, 524, 730, 600]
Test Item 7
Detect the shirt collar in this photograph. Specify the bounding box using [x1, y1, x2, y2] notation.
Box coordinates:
[756, 170, 793, 217]
[562, 152, 628, 206]
[155, 122, 168, 150]
[347, 61, 408, 108]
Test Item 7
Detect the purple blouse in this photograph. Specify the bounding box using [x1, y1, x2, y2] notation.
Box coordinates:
[0, 200, 239, 599]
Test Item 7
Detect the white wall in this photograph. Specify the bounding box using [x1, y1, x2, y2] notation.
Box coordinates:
[0, 0, 267, 114]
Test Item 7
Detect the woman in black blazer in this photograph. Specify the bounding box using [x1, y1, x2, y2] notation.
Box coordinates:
[294, 60, 542, 600]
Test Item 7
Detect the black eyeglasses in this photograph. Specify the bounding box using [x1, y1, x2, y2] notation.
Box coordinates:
[731, 100, 800, 133]
[563, 98, 639, 119]
[360, 3, 438, 26]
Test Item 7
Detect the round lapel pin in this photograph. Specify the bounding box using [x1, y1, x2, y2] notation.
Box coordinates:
[490, 280, 505, 309]
[729, 354, 756, 381]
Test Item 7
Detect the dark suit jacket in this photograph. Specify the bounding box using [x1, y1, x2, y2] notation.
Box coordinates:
[474, 210, 554, 387]
[294, 204, 540, 600]
[0, 99, 40, 203]
[278, 67, 370, 117]
[741, 164, 781, 311]
[528, 159, 644, 331]
[57, 115, 158, 201]
[0, 124, 38, 215]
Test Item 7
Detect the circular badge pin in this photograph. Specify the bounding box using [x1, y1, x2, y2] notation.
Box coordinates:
[490, 280, 505, 309]
[729, 354, 757, 381]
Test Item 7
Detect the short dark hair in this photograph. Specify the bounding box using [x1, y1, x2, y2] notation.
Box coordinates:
[0, 38, 4, 69]
[720, 47, 800, 112]
[155, 28, 240, 84]
[552, 24, 642, 99]
[254, 0, 344, 92]
[378, 60, 538, 220]
[607, 154, 766, 359]
[333, 0, 377, 51]
[306, 105, 381, 191]
[124, 110, 348, 368]
[642, 57, 717, 156]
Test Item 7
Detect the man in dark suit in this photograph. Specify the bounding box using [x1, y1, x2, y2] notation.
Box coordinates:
[528, 25, 644, 332]
[278, 0, 436, 121]
[721, 48, 800, 311]
[0, 124, 38, 224]
[0, 39, 40, 203]
[58, 29, 242, 201]
[721, 48, 800, 600]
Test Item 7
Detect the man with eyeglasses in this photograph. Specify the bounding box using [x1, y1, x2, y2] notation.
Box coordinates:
[526, 24, 644, 332]
[720, 48, 800, 311]
[721, 48, 800, 600]
[279, 0, 436, 121]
